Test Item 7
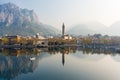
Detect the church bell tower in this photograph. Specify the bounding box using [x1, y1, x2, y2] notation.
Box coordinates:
[62, 23, 65, 37]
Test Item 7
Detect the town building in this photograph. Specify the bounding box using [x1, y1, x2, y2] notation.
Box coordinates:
[2, 35, 21, 45]
[62, 23, 72, 40]
[63, 34, 72, 40]
[35, 33, 48, 46]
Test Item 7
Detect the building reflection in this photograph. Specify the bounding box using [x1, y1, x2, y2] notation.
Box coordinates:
[0, 48, 49, 80]
[48, 47, 77, 66]
[48, 47, 77, 54]
[0, 47, 120, 79]
[0, 47, 78, 79]
[78, 48, 117, 56]
[0, 53, 39, 80]
[61, 47, 73, 66]
[62, 53, 65, 66]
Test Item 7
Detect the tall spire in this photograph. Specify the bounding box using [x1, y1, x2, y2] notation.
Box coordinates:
[62, 23, 65, 37]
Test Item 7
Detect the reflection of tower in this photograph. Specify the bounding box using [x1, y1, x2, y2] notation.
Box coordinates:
[62, 53, 65, 66]
[62, 23, 65, 37]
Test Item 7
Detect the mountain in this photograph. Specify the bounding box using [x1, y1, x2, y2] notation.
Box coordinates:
[67, 24, 96, 36]
[0, 3, 60, 36]
[84, 22, 107, 32]
[67, 21, 120, 36]
[67, 22, 107, 36]
[106, 21, 120, 36]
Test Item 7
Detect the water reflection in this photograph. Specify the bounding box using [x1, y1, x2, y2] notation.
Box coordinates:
[48, 47, 77, 66]
[0, 47, 120, 80]
[0, 49, 40, 80]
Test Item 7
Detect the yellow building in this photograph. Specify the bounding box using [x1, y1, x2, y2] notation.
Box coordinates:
[2, 35, 21, 45]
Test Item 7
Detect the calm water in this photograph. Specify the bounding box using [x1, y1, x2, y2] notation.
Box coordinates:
[0, 47, 120, 80]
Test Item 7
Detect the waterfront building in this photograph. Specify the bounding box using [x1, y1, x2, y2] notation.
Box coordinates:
[35, 33, 47, 46]
[62, 23, 73, 40]
[36, 33, 45, 39]
[63, 34, 72, 40]
[2, 35, 21, 45]
[48, 23, 76, 46]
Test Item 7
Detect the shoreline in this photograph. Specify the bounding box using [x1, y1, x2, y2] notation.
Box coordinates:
[0, 44, 119, 48]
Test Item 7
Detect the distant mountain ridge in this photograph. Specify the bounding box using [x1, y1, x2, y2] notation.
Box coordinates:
[67, 24, 96, 36]
[0, 3, 60, 36]
[106, 21, 120, 36]
[67, 21, 120, 36]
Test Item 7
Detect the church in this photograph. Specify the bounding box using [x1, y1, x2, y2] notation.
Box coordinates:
[62, 23, 72, 40]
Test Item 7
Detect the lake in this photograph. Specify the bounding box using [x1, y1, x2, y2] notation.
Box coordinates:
[0, 47, 120, 80]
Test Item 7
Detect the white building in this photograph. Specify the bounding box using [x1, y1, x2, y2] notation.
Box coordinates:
[36, 33, 45, 39]
[63, 35, 72, 40]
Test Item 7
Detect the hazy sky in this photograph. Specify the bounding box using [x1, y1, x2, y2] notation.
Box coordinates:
[1, 0, 120, 29]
